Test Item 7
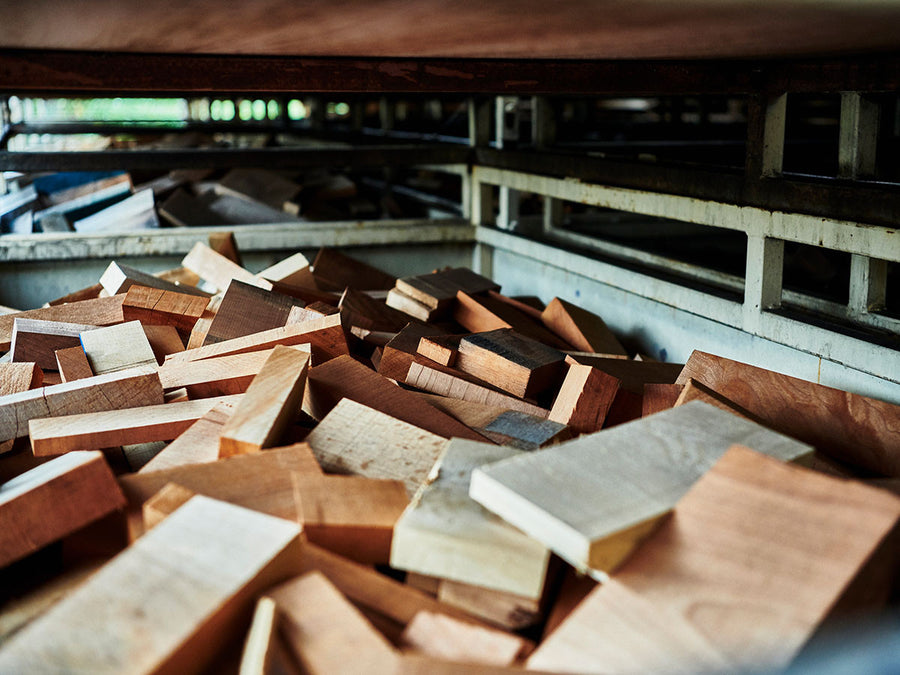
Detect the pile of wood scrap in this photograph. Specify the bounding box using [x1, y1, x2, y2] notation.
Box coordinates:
[0, 239, 898, 674]
[1, 164, 459, 234]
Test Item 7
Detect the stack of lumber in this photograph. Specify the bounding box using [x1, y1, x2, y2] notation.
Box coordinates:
[0, 238, 898, 674]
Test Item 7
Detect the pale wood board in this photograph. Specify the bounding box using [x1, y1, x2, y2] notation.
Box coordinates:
[99, 261, 209, 298]
[219, 346, 310, 457]
[0, 496, 303, 675]
[29, 394, 243, 456]
[142, 482, 196, 529]
[122, 285, 209, 333]
[79, 321, 158, 375]
[182, 241, 273, 292]
[0, 361, 43, 394]
[400, 611, 528, 667]
[0, 451, 126, 568]
[437, 579, 544, 631]
[238, 596, 280, 675]
[469, 401, 813, 575]
[258, 251, 312, 285]
[0, 295, 125, 352]
[391, 439, 550, 599]
[158, 348, 287, 398]
[139, 401, 237, 473]
[305, 398, 447, 497]
[527, 446, 900, 674]
[0, 366, 164, 442]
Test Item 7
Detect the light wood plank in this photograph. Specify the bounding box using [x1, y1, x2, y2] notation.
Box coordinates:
[182, 241, 273, 293]
[140, 401, 237, 473]
[469, 401, 813, 575]
[0, 361, 43, 394]
[30, 394, 243, 456]
[79, 321, 157, 375]
[122, 285, 209, 334]
[0, 366, 164, 442]
[295, 475, 409, 564]
[528, 445, 900, 674]
[400, 611, 529, 667]
[0, 295, 125, 352]
[219, 346, 310, 457]
[677, 350, 900, 476]
[238, 596, 281, 675]
[11, 318, 97, 370]
[55, 346, 94, 382]
[158, 348, 293, 398]
[142, 482, 196, 529]
[437, 579, 544, 631]
[99, 261, 210, 298]
[540, 297, 627, 356]
[548, 363, 620, 434]
[391, 439, 550, 599]
[258, 251, 312, 286]
[0, 451, 125, 568]
[305, 398, 447, 497]
[0, 496, 303, 675]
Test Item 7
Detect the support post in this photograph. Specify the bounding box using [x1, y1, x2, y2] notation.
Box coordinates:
[745, 93, 787, 179]
[532, 96, 563, 235]
[496, 96, 520, 230]
[744, 235, 784, 331]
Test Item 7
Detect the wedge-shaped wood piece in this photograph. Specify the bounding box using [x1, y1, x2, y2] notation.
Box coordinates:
[641, 382, 683, 417]
[677, 350, 900, 476]
[306, 355, 487, 442]
[0, 295, 124, 352]
[140, 401, 237, 473]
[391, 439, 550, 599]
[0, 495, 303, 675]
[204, 280, 305, 345]
[341, 287, 415, 332]
[11, 318, 98, 370]
[238, 596, 281, 675]
[437, 579, 544, 631]
[142, 482, 195, 529]
[122, 285, 209, 334]
[470, 401, 813, 576]
[406, 362, 550, 419]
[166, 314, 342, 365]
[529, 446, 900, 674]
[258, 251, 312, 286]
[400, 611, 529, 667]
[454, 292, 570, 349]
[0, 361, 43, 394]
[55, 346, 93, 382]
[182, 241, 273, 293]
[457, 329, 565, 399]
[269, 571, 398, 675]
[288, 301, 339, 324]
[120, 444, 321, 521]
[312, 247, 396, 291]
[306, 399, 447, 497]
[158, 348, 292, 398]
[295, 475, 409, 564]
[549, 363, 620, 434]
[541, 297, 627, 356]
[219, 346, 310, 457]
[564, 355, 684, 393]
[216, 168, 301, 210]
[0, 451, 125, 568]
[99, 261, 210, 298]
[0, 366, 164, 442]
[80, 321, 157, 375]
[30, 394, 243, 456]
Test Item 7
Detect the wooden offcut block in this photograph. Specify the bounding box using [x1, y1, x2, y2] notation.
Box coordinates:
[268, 571, 398, 675]
[120, 444, 322, 521]
[158, 348, 292, 398]
[417, 334, 462, 367]
[306, 355, 487, 441]
[0, 361, 43, 394]
[30, 394, 243, 456]
[675, 377, 758, 421]
[0, 295, 125, 352]
[642, 382, 684, 417]
[540, 297, 627, 356]
[677, 350, 900, 476]
[140, 401, 237, 473]
[165, 313, 343, 365]
[406, 362, 550, 419]
[0, 496, 302, 675]
[258, 251, 313, 286]
[55, 346, 94, 382]
[238, 596, 281, 675]
[305, 398, 447, 497]
[142, 324, 185, 364]
[0, 451, 126, 568]
[122, 285, 209, 334]
[11, 318, 98, 370]
[397, 268, 499, 313]
[528, 446, 900, 674]
[142, 482, 195, 529]
[312, 247, 396, 291]
[203, 280, 305, 345]
[219, 346, 310, 457]
[437, 579, 544, 631]
[400, 611, 529, 667]
[99, 261, 210, 298]
[0, 366, 164, 442]
[548, 363, 620, 434]
[295, 475, 410, 564]
[456, 329, 565, 399]
[454, 292, 569, 349]
[341, 287, 414, 333]
[470, 401, 813, 576]
[386, 288, 433, 321]
[182, 241, 273, 293]
[79, 321, 158, 375]
[391, 439, 550, 599]
[216, 168, 301, 210]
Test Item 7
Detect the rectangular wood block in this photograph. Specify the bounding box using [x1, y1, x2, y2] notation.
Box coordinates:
[312, 247, 396, 291]
[391, 439, 550, 599]
[0, 366, 164, 442]
[219, 346, 310, 457]
[0, 451, 126, 568]
[305, 398, 447, 497]
[139, 401, 237, 473]
[400, 611, 529, 667]
[0, 295, 125, 352]
[122, 285, 209, 334]
[203, 280, 304, 345]
[456, 329, 565, 399]
[79, 321, 158, 375]
[0, 495, 302, 675]
[182, 241, 273, 292]
[527, 445, 900, 673]
[11, 318, 98, 371]
[397, 268, 499, 311]
[540, 297, 627, 356]
[0, 361, 43, 394]
[469, 401, 813, 575]
[549, 363, 621, 433]
[29, 394, 244, 456]
[158, 349, 287, 398]
[55, 346, 94, 383]
[99, 261, 210, 298]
